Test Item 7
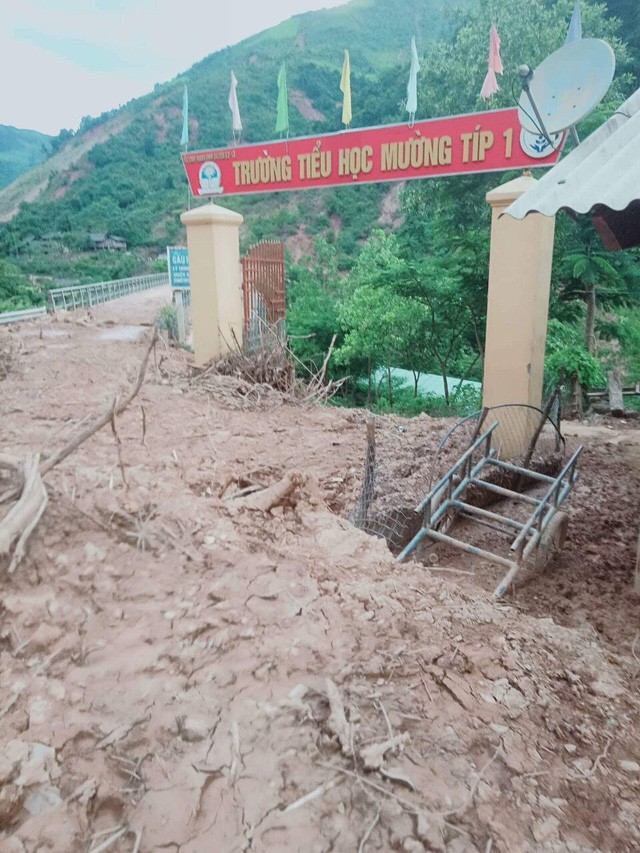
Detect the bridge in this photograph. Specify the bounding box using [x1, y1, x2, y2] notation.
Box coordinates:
[0, 273, 169, 324]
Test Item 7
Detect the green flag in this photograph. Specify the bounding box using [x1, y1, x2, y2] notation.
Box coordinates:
[180, 85, 189, 148]
[275, 62, 289, 135]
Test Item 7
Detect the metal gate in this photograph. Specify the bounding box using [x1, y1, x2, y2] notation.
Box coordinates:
[241, 240, 286, 350]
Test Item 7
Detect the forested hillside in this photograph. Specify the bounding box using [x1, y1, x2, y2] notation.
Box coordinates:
[0, 125, 51, 190]
[284, 0, 640, 415]
[606, 0, 640, 76]
[0, 0, 639, 415]
[0, 0, 475, 269]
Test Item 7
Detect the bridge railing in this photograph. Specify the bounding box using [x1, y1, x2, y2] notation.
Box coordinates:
[48, 273, 169, 312]
[0, 307, 47, 325]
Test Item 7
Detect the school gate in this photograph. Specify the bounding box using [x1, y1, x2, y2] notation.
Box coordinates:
[241, 240, 286, 351]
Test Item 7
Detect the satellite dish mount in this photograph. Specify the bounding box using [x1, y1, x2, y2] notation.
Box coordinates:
[517, 39, 616, 151]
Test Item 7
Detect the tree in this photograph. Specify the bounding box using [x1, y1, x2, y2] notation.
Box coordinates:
[604, 0, 640, 78]
[545, 319, 604, 415]
[337, 282, 423, 408]
[335, 230, 479, 406]
[393, 266, 476, 404]
[562, 246, 623, 354]
[287, 237, 347, 378]
[597, 306, 640, 381]
[400, 0, 635, 406]
[557, 218, 640, 352]
[0, 259, 42, 311]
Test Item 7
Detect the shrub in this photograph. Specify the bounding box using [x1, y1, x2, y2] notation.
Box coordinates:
[155, 304, 178, 341]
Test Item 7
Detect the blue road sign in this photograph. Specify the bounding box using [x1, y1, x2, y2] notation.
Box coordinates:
[167, 246, 190, 289]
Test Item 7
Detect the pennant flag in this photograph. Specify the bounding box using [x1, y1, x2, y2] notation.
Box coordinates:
[480, 25, 503, 101]
[229, 71, 242, 137]
[406, 37, 420, 124]
[340, 50, 352, 127]
[275, 62, 289, 135]
[565, 1, 582, 44]
[180, 85, 189, 147]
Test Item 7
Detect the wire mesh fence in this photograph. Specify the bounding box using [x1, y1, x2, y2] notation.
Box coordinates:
[348, 416, 425, 555]
[349, 393, 566, 555]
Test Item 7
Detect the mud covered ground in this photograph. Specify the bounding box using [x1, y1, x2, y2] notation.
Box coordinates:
[1, 288, 640, 852]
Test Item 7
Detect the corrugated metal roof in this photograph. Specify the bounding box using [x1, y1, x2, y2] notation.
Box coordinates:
[504, 86, 640, 219]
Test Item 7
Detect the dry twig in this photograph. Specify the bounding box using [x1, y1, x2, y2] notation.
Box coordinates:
[40, 326, 158, 477]
[360, 734, 410, 771]
[229, 719, 241, 785]
[445, 745, 502, 817]
[325, 679, 353, 756]
[96, 715, 150, 750]
[282, 777, 339, 814]
[110, 402, 128, 487]
[631, 633, 640, 671]
[357, 811, 380, 853]
[576, 735, 614, 780]
[192, 322, 345, 408]
[89, 826, 128, 853]
[131, 829, 143, 853]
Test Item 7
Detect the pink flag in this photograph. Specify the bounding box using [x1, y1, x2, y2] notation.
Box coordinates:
[480, 25, 503, 101]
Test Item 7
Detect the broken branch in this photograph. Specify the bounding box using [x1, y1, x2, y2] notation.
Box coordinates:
[0, 454, 48, 573]
[41, 326, 158, 477]
[237, 471, 303, 513]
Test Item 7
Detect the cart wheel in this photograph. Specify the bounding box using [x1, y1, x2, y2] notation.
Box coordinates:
[539, 511, 569, 566]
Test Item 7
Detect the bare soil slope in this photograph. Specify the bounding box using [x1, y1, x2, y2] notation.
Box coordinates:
[0, 114, 132, 223]
[1, 292, 639, 852]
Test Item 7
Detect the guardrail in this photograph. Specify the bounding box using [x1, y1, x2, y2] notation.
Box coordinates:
[48, 273, 169, 312]
[0, 306, 47, 325]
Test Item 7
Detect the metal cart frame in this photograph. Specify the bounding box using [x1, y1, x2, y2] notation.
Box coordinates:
[397, 422, 583, 597]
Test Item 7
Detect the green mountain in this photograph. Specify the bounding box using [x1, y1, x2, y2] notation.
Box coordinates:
[0, 0, 475, 278]
[0, 0, 636, 287]
[0, 125, 52, 190]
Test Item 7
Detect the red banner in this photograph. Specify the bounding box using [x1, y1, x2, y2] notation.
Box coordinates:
[182, 108, 562, 198]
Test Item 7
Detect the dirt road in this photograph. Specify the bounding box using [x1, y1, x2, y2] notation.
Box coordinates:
[1, 294, 640, 852]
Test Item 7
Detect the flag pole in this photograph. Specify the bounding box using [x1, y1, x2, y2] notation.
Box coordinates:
[276, 62, 290, 150]
[185, 143, 191, 211]
[181, 84, 191, 210]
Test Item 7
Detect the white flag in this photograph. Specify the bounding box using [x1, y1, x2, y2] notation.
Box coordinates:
[229, 71, 242, 134]
[406, 37, 420, 121]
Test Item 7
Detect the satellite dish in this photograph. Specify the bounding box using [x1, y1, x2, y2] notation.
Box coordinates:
[518, 39, 615, 137]
[520, 128, 563, 159]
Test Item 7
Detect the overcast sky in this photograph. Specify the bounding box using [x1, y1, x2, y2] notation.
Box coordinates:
[1, 0, 349, 136]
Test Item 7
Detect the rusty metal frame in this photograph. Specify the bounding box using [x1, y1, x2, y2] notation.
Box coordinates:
[397, 422, 583, 597]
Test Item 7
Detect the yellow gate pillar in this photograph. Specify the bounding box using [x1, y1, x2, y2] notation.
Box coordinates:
[180, 203, 244, 367]
[482, 174, 556, 457]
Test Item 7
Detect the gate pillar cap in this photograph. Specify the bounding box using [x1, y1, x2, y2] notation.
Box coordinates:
[181, 202, 244, 226]
[487, 173, 538, 208]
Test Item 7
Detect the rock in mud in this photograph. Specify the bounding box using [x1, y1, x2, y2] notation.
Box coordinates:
[176, 716, 212, 742]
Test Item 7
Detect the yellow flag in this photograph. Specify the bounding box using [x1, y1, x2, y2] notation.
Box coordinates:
[340, 50, 352, 127]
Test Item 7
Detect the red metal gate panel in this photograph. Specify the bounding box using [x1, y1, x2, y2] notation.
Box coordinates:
[241, 240, 286, 334]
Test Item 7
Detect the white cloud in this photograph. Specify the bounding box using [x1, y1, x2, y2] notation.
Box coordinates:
[1, 0, 348, 135]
